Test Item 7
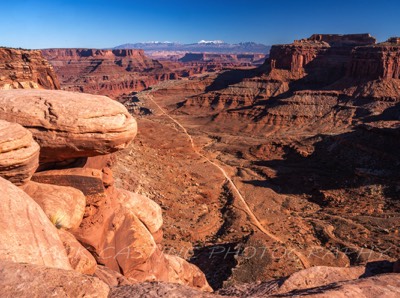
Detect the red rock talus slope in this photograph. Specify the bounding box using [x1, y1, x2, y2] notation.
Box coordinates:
[0, 48, 60, 90]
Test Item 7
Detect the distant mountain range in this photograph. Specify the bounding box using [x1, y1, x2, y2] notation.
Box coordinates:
[113, 41, 271, 54]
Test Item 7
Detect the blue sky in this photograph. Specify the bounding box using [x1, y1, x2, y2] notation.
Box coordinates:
[1, 0, 399, 49]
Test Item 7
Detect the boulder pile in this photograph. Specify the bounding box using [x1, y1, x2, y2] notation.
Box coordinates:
[0, 89, 211, 293]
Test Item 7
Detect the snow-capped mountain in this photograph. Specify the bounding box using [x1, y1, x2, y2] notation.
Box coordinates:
[197, 40, 225, 44]
[113, 41, 270, 54]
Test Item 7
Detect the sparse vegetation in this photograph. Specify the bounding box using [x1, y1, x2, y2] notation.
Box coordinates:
[49, 211, 68, 229]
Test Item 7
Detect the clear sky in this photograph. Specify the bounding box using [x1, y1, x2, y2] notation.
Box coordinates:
[1, 0, 399, 49]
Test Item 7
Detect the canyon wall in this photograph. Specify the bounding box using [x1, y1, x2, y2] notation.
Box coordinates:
[0, 48, 60, 90]
[350, 41, 400, 79]
[42, 48, 171, 98]
[42, 48, 238, 98]
[268, 33, 377, 87]
[184, 34, 400, 118]
[179, 53, 266, 65]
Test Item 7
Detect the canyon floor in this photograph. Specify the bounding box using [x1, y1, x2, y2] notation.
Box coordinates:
[113, 75, 400, 289]
[1, 34, 400, 296]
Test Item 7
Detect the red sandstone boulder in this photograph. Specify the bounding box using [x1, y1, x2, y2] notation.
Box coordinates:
[94, 265, 132, 287]
[57, 229, 97, 275]
[21, 181, 86, 230]
[165, 254, 213, 292]
[276, 274, 400, 298]
[0, 177, 71, 270]
[103, 196, 159, 276]
[111, 187, 163, 236]
[275, 265, 365, 294]
[0, 89, 137, 163]
[0, 120, 39, 185]
[0, 260, 109, 297]
[219, 262, 398, 297]
[31, 168, 211, 291]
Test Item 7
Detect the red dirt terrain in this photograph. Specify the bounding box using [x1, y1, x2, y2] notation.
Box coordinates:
[112, 34, 400, 289]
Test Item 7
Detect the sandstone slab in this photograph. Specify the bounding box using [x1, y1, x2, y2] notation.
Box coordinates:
[166, 254, 213, 292]
[30, 167, 211, 291]
[0, 119, 39, 185]
[109, 282, 218, 298]
[0, 177, 71, 269]
[271, 274, 400, 298]
[94, 265, 132, 287]
[21, 181, 86, 230]
[0, 89, 137, 162]
[0, 260, 109, 298]
[58, 229, 97, 275]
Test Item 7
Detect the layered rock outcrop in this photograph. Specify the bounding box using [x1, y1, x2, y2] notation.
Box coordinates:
[42, 48, 180, 98]
[268, 33, 376, 86]
[41, 48, 246, 99]
[182, 33, 400, 123]
[0, 119, 39, 185]
[0, 48, 60, 90]
[179, 53, 266, 66]
[42, 48, 162, 72]
[350, 38, 400, 79]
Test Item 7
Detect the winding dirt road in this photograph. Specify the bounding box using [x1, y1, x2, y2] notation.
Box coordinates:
[144, 92, 311, 269]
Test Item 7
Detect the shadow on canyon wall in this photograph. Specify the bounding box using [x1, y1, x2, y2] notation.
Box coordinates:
[244, 124, 400, 205]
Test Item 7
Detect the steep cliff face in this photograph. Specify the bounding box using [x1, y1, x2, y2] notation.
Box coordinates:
[0, 48, 60, 90]
[42, 48, 178, 98]
[350, 38, 400, 79]
[181, 34, 400, 121]
[42, 48, 163, 72]
[268, 33, 376, 87]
